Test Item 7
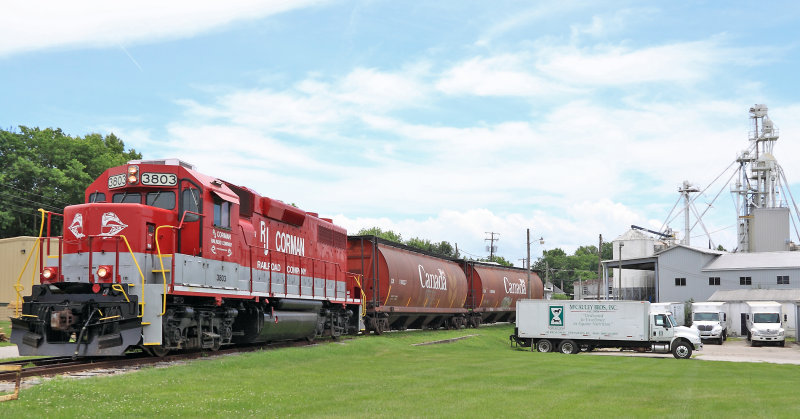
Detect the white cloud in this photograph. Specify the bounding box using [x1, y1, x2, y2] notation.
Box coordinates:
[0, 0, 325, 57]
[537, 40, 749, 86]
[436, 54, 573, 97]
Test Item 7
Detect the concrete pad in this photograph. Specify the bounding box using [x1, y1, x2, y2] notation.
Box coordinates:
[0, 345, 19, 359]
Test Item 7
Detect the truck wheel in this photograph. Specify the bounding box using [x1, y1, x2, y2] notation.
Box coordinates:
[779, 341, 785, 347]
[723, 331, 727, 341]
[717, 336, 724, 345]
[536, 339, 553, 353]
[672, 341, 692, 359]
[558, 340, 579, 354]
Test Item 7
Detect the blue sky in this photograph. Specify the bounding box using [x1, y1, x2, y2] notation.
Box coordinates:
[3, 1, 800, 264]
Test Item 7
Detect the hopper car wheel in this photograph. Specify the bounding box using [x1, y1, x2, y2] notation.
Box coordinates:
[558, 340, 579, 355]
[536, 339, 553, 353]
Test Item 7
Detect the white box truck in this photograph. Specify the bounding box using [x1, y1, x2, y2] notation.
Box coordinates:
[651, 302, 685, 326]
[745, 301, 785, 347]
[512, 300, 702, 359]
[690, 302, 728, 345]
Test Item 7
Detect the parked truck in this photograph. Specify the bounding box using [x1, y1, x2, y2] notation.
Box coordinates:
[651, 302, 685, 326]
[745, 301, 785, 347]
[690, 302, 728, 345]
[511, 300, 702, 359]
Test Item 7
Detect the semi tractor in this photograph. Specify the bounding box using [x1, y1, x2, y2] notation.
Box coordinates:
[690, 302, 728, 344]
[745, 301, 785, 347]
[512, 300, 702, 359]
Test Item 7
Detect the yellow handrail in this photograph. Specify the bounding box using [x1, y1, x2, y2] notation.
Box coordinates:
[351, 274, 367, 316]
[13, 209, 47, 318]
[154, 225, 173, 316]
[119, 235, 146, 318]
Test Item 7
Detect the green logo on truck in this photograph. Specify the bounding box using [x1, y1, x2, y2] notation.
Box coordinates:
[549, 305, 564, 326]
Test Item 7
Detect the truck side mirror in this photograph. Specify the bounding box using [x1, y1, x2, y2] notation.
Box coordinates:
[785, 314, 788, 322]
[723, 313, 727, 321]
[746, 314, 749, 320]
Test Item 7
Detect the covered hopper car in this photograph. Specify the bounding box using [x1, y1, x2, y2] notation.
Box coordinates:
[347, 236, 543, 334]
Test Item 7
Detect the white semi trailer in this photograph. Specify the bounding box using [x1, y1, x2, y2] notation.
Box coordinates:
[512, 300, 702, 359]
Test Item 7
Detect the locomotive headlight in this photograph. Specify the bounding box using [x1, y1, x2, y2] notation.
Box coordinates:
[127, 165, 139, 185]
[41, 267, 59, 282]
[97, 265, 113, 281]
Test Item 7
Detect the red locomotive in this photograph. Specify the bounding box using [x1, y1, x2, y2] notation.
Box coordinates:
[12, 159, 362, 356]
[11, 159, 542, 356]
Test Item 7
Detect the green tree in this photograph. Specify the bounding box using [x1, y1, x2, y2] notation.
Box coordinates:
[357, 227, 403, 243]
[0, 127, 141, 237]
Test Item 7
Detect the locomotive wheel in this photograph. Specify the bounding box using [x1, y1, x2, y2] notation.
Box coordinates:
[145, 345, 170, 357]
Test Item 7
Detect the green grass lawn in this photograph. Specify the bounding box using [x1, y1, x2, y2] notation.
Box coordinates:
[2, 324, 799, 417]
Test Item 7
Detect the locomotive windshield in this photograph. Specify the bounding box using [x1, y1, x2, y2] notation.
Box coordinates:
[113, 192, 141, 204]
[146, 191, 176, 210]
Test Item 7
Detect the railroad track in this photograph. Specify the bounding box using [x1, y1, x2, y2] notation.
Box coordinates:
[0, 338, 336, 383]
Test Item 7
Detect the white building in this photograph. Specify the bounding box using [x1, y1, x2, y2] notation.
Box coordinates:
[707, 289, 800, 338]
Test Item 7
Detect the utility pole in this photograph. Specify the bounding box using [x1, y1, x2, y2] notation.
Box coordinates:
[617, 242, 624, 300]
[597, 234, 602, 300]
[485, 232, 499, 261]
[526, 228, 531, 299]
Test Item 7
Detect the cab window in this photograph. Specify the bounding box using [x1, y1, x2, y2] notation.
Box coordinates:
[213, 196, 230, 228]
[88, 192, 106, 203]
[112, 192, 141, 204]
[146, 191, 176, 210]
[181, 188, 201, 222]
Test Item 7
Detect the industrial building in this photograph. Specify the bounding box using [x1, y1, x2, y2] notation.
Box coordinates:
[598, 105, 800, 338]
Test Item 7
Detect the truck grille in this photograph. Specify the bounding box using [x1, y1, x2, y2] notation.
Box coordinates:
[698, 325, 712, 332]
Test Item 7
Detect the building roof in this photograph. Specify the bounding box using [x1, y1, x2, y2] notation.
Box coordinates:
[708, 289, 800, 302]
[654, 243, 726, 257]
[702, 251, 800, 271]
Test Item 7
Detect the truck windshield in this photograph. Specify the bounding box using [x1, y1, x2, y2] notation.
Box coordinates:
[753, 313, 780, 323]
[667, 314, 677, 327]
[693, 312, 718, 321]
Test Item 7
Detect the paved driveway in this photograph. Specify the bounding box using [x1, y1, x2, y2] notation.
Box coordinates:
[582, 339, 800, 364]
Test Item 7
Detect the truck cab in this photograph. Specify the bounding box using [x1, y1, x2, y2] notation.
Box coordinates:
[746, 301, 785, 347]
[690, 302, 728, 345]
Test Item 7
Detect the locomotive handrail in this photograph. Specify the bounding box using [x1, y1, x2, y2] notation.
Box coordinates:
[350, 274, 367, 316]
[154, 224, 175, 316]
[245, 241, 359, 303]
[12, 208, 49, 318]
[118, 235, 147, 318]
